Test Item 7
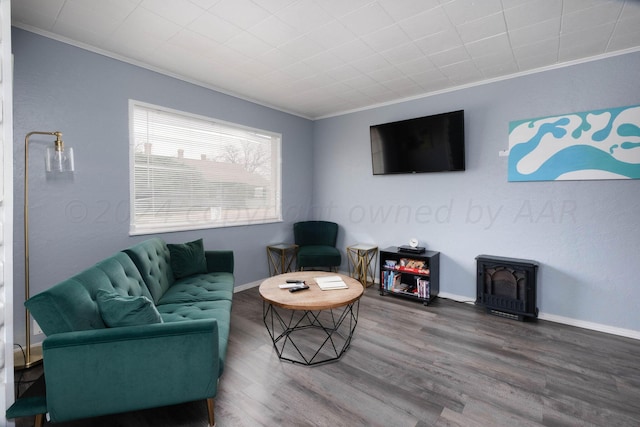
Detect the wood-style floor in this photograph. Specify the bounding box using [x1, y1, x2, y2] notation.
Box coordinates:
[15, 285, 640, 427]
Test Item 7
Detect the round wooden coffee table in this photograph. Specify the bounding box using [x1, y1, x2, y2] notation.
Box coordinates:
[259, 272, 364, 365]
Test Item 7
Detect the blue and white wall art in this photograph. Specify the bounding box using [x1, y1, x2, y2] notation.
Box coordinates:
[508, 105, 640, 181]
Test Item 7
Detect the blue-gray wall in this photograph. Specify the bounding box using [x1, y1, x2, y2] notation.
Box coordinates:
[314, 51, 640, 335]
[13, 27, 640, 339]
[12, 28, 314, 343]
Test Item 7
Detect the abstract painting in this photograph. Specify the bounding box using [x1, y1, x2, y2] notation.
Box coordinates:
[508, 105, 640, 181]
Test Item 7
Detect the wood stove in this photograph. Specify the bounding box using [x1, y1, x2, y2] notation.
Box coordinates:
[475, 255, 539, 321]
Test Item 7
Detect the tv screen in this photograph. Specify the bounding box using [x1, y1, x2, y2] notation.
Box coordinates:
[370, 110, 465, 175]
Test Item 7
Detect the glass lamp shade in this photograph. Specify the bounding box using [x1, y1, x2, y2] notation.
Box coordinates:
[46, 146, 74, 172]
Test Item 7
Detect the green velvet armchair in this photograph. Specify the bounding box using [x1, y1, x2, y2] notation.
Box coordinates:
[294, 221, 341, 271]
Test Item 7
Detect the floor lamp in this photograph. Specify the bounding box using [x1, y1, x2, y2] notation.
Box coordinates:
[16, 131, 74, 370]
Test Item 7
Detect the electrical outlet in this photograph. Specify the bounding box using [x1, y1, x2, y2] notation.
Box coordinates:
[32, 319, 43, 335]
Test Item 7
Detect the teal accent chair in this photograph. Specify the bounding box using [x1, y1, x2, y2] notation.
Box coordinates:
[294, 221, 341, 271]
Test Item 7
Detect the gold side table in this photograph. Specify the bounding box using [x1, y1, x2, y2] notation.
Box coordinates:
[347, 243, 378, 287]
[266, 243, 298, 276]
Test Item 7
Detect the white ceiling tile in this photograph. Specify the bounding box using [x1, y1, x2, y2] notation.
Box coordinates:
[302, 50, 342, 71]
[140, 0, 205, 27]
[275, 0, 334, 33]
[559, 23, 614, 61]
[188, 0, 219, 10]
[396, 57, 439, 78]
[247, 15, 300, 47]
[367, 66, 404, 83]
[361, 24, 411, 52]
[250, 0, 297, 14]
[513, 38, 559, 64]
[209, 0, 271, 30]
[166, 29, 219, 56]
[480, 60, 519, 79]
[473, 48, 515, 70]
[56, 1, 133, 35]
[257, 48, 299, 70]
[562, 3, 623, 34]
[456, 12, 507, 44]
[118, 7, 182, 41]
[377, 0, 440, 21]
[398, 7, 453, 40]
[349, 54, 392, 74]
[317, 0, 378, 20]
[324, 64, 362, 82]
[380, 42, 425, 65]
[440, 60, 482, 84]
[465, 33, 512, 59]
[340, 3, 394, 37]
[414, 27, 464, 55]
[278, 35, 327, 61]
[305, 20, 356, 50]
[429, 45, 470, 68]
[563, 0, 620, 14]
[509, 18, 561, 49]
[188, 11, 242, 43]
[329, 38, 376, 63]
[503, 0, 562, 30]
[516, 51, 560, 71]
[442, 0, 503, 25]
[226, 31, 276, 57]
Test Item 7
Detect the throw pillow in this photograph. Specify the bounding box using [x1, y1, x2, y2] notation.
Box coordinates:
[167, 238, 207, 279]
[96, 289, 162, 327]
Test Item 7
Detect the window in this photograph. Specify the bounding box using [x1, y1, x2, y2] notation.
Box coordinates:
[129, 101, 282, 235]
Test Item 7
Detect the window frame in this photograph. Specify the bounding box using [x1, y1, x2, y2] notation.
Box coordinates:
[129, 100, 282, 235]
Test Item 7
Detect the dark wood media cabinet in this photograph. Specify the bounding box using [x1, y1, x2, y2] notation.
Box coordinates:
[379, 247, 440, 305]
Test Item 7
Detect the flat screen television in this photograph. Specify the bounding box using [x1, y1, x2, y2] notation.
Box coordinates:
[370, 110, 465, 175]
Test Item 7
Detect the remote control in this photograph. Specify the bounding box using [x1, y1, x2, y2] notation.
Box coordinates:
[279, 283, 304, 289]
[289, 285, 309, 292]
[286, 279, 305, 283]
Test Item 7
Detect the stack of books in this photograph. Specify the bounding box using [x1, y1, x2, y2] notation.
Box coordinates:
[315, 276, 348, 290]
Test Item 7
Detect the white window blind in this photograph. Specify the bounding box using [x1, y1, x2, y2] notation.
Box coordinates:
[129, 101, 282, 235]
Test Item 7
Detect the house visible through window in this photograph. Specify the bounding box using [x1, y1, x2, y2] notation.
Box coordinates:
[129, 100, 282, 235]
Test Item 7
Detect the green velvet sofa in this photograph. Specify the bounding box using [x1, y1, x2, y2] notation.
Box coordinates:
[8, 237, 234, 426]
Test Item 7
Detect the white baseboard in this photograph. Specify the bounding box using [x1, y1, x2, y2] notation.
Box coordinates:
[437, 292, 640, 341]
[537, 312, 640, 340]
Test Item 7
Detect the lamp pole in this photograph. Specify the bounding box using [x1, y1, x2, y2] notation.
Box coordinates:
[17, 131, 71, 370]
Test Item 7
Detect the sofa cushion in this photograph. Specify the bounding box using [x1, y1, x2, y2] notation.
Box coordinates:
[158, 272, 234, 305]
[96, 290, 162, 327]
[167, 238, 207, 279]
[123, 238, 175, 303]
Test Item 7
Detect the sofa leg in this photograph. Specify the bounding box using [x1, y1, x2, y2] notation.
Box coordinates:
[34, 413, 45, 427]
[206, 398, 215, 426]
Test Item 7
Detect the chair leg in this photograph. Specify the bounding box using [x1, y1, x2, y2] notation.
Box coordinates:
[34, 414, 45, 427]
[206, 398, 215, 426]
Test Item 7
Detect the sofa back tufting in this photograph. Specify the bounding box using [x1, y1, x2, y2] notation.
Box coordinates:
[123, 238, 175, 304]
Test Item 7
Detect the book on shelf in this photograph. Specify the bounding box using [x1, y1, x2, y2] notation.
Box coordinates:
[416, 278, 430, 299]
[315, 275, 348, 290]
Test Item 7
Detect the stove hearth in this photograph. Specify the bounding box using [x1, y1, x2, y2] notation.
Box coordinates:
[475, 255, 539, 321]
